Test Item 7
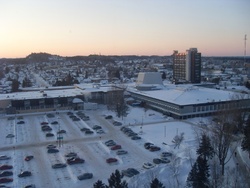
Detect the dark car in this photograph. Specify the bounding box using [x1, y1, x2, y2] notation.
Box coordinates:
[149, 146, 161, 152]
[122, 168, 139, 177]
[47, 148, 59, 153]
[0, 165, 13, 170]
[67, 157, 85, 165]
[77, 173, 93, 180]
[92, 125, 102, 130]
[113, 121, 122, 126]
[85, 130, 94, 134]
[17, 121, 25, 124]
[105, 115, 113, 119]
[46, 133, 54, 137]
[57, 130, 66, 134]
[47, 144, 57, 149]
[24, 184, 36, 188]
[40, 122, 48, 125]
[18, 171, 32, 178]
[0, 171, 13, 177]
[51, 121, 58, 125]
[131, 136, 141, 140]
[111, 145, 122, 150]
[106, 158, 118, 163]
[25, 155, 34, 161]
[0, 178, 13, 183]
[153, 158, 162, 164]
[52, 163, 67, 169]
[80, 128, 90, 132]
[144, 142, 154, 149]
[41, 125, 52, 131]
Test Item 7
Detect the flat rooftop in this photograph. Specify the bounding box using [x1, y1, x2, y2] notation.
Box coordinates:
[128, 84, 242, 106]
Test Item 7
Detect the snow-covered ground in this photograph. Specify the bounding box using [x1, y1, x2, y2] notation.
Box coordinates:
[0, 105, 248, 187]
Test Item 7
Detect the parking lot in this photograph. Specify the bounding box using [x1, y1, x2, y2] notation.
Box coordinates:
[0, 109, 169, 188]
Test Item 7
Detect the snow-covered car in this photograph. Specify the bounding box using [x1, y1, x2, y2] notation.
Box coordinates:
[77, 173, 93, 180]
[65, 152, 77, 158]
[0, 155, 11, 160]
[52, 163, 67, 169]
[143, 162, 155, 169]
[96, 129, 105, 134]
[121, 168, 139, 177]
[116, 150, 128, 155]
[161, 152, 173, 157]
[46, 144, 57, 149]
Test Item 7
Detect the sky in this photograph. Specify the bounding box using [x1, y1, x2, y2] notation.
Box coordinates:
[0, 0, 250, 58]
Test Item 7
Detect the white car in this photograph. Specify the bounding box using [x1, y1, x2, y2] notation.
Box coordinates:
[143, 162, 155, 169]
[0, 155, 11, 160]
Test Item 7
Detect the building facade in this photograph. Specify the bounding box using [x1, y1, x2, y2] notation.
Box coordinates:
[173, 48, 201, 83]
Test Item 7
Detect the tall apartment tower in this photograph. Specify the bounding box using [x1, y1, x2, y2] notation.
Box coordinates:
[173, 48, 201, 83]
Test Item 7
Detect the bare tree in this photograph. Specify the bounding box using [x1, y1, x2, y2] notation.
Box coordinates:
[210, 112, 238, 176]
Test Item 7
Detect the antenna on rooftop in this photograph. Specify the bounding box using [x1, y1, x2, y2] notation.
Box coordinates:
[244, 34, 247, 63]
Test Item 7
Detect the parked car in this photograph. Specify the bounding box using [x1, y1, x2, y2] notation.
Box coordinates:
[0, 178, 13, 183]
[40, 122, 48, 125]
[47, 148, 59, 153]
[111, 145, 122, 150]
[85, 130, 94, 134]
[116, 150, 128, 155]
[52, 163, 67, 169]
[18, 171, 32, 177]
[80, 128, 90, 132]
[144, 142, 154, 149]
[121, 168, 139, 177]
[149, 146, 161, 152]
[0, 165, 13, 170]
[25, 155, 34, 161]
[105, 115, 113, 119]
[51, 121, 58, 125]
[106, 158, 118, 163]
[160, 158, 170, 163]
[7, 117, 15, 120]
[24, 184, 36, 188]
[106, 141, 116, 146]
[92, 125, 102, 130]
[104, 140, 116, 145]
[47, 144, 57, 149]
[161, 152, 173, 157]
[46, 133, 54, 137]
[113, 121, 122, 126]
[41, 125, 52, 131]
[153, 158, 162, 164]
[77, 173, 93, 180]
[57, 130, 66, 134]
[0, 171, 13, 177]
[131, 136, 141, 140]
[143, 162, 155, 169]
[96, 129, 105, 134]
[17, 121, 25, 124]
[0, 155, 11, 160]
[6, 134, 14, 138]
[65, 152, 77, 157]
[67, 157, 85, 165]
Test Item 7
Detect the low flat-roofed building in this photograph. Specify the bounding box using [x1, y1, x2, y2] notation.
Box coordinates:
[128, 84, 250, 119]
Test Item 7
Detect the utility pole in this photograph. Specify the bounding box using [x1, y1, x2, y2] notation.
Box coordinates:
[244, 34, 247, 63]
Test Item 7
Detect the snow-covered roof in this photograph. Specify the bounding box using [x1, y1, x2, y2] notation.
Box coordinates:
[129, 85, 242, 105]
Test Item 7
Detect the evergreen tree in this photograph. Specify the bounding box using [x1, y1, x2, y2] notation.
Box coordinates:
[93, 180, 108, 188]
[241, 116, 250, 153]
[108, 169, 128, 188]
[186, 156, 210, 188]
[161, 72, 166, 80]
[196, 133, 214, 160]
[150, 178, 165, 188]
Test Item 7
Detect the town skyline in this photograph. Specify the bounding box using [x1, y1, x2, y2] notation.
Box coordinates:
[0, 0, 249, 58]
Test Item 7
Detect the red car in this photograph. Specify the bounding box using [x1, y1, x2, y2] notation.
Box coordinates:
[0, 165, 13, 170]
[111, 145, 122, 150]
[67, 157, 85, 165]
[25, 155, 34, 161]
[149, 146, 161, 152]
[106, 158, 118, 163]
[0, 177, 13, 183]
